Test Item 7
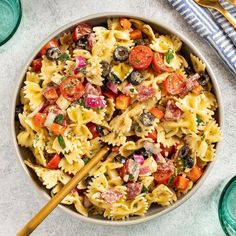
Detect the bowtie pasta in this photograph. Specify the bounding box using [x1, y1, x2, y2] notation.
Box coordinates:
[16, 17, 221, 220]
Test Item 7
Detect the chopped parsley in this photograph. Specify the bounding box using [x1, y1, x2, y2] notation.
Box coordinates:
[65, 83, 74, 89]
[58, 135, 66, 149]
[129, 174, 134, 180]
[167, 175, 174, 187]
[201, 133, 205, 141]
[141, 186, 148, 193]
[60, 76, 67, 81]
[75, 98, 85, 106]
[165, 49, 174, 64]
[54, 114, 64, 125]
[58, 53, 70, 62]
[133, 203, 138, 208]
[109, 74, 116, 82]
[196, 114, 203, 125]
[83, 157, 91, 164]
[129, 88, 135, 93]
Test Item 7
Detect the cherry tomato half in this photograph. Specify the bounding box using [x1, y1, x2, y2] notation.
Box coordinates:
[160, 143, 174, 157]
[86, 122, 99, 139]
[164, 74, 186, 95]
[152, 52, 173, 73]
[154, 162, 174, 185]
[60, 76, 84, 102]
[129, 45, 153, 70]
[47, 154, 61, 169]
[38, 39, 59, 57]
[31, 59, 42, 72]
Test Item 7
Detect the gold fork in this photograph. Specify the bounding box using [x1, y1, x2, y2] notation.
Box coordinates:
[194, 0, 236, 28]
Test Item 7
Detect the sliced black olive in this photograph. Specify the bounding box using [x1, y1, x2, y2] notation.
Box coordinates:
[114, 154, 126, 164]
[76, 35, 88, 49]
[15, 104, 23, 121]
[109, 73, 122, 84]
[198, 73, 210, 86]
[101, 61, 111, 77]
[178, 145, 190, 159]
[185, 66, 194, 76]
[113, 46, 129, 62]
[46, 47, 61, 60]
[127, 71, 144, 86]
[135, 148, 153, 158]
[140, 112, 155, 127]
[182, 156, 194, 169]
[96, 126, 104, 136]
[84, 176, 93, 186]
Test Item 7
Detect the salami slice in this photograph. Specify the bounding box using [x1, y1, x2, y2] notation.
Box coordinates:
[164, 100, 182, 121]
[137, 85, 156, 102]
[101, 189, 122, 204]
[127, 182, 142, 200]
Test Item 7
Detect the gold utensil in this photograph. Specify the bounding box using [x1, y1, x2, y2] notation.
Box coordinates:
[17, 146, 110, 236]
[194, 0, 236, 28]
[211, 0, 236, 7]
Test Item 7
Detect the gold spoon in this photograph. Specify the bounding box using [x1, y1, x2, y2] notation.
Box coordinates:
[194, 0, 236, 28]
[210, 0, 236, 7]
[17, 146, 109, 236]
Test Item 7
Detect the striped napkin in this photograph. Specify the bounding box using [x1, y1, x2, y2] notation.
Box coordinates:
[168, 0, 236, 75]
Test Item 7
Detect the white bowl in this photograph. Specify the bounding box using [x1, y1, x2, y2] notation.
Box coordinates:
[12, 12, 224, 226]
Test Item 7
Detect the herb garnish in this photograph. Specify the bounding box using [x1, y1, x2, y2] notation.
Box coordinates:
[54, 114, 64, 125]
[129, 174, 134, 180]
[129, 88, 135, 93]
[83, 157, 91, 164]
[60, 76, 67, 81]
[58, 53, 70, 62]
[167, 175, 174, 187]
[165, 49, 174, 64]
[196, 114, 203, 125]
[141, 186, 148, 193]
[58, 135, 66, 149]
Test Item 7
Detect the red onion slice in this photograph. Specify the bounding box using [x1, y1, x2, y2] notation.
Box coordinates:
[133, 154, 144, 165]
[74, 56, 86, 75]
[84, 95, 106, 109]
[28, 103, 45, 118]
[107, 80, 118, 94]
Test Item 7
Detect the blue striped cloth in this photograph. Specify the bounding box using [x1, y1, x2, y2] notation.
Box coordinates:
[168, 0, 236, 75]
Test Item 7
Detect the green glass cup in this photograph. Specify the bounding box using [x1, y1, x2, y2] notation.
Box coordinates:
[0, 0, 22, 46]
[218, 176, 236, 236]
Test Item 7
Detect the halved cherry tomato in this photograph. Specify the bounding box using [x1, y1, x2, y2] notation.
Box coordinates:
[164, 74, 186, 95]
[187, 164, 203, 182]
[43, 87, 58, 101]
[149, 107, 164, 120]
[130, 29, 142, 40]
[103, 90, 118, 100]
[175, 176, 190, 190]
[115, 94, 131, 110]
[31, 59, 42, 72]
[86, 122, 99, 139]
[60, 76, 84, 102]
[119, 165, 126, 179]
[120, 18, 132, 29]
[129, 45, 153, 70]
[38, 39, 59, 57]
[152, 52, 173, 73]
[73, 23, 92, 42]
[33, 113, 46, 127]
[146, 129, 157, 141]
[160, 143, 174, 157]
[47, 154, 61, 169]
[50, 123, 66, 135]
[154, 167, 174, 185]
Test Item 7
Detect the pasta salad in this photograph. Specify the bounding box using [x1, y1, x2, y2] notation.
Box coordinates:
[16, 17, 222, 220]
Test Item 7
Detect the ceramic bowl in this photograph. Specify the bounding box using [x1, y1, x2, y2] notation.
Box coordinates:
[12, 12, 224, 226]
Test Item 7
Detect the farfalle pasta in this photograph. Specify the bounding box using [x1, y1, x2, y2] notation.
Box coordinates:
[16, 17, 221, 220]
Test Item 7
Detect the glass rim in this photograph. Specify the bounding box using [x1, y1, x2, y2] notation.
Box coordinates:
[0, 0, 22, 47]
[218, 175, 236, 236]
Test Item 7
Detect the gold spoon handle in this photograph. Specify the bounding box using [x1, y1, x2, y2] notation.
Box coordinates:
[214, 2, 236, 28]
[17, 146, 109, 236]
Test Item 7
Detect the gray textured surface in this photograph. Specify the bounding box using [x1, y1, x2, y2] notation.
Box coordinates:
[0, 0, 235, 235]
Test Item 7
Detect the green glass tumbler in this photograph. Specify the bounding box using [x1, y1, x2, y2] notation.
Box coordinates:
[0, 0, 22, 46]
[218, 176, 236, 236]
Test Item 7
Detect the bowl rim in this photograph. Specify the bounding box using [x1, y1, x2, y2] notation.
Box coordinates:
[11, 12, 224, 226]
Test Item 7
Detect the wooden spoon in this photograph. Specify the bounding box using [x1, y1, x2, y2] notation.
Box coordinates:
[17, 146, 109, 236]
